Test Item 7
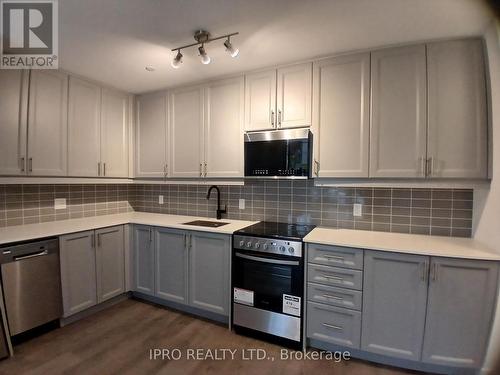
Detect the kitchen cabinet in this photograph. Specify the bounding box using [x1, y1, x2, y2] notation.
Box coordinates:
[136, 93, 168, 178]
[204, 76, 244, 178]
[169, 86, 204, 178]
[422, 257, 498, 368]
[244, 63, 312, 131]
[361, 251, 428, 361]
[312, 53, 370, 177]
[0, 70, 29, 175]
[189, 232, 230, 315]
[100, 88, 129, 177]
[60, 231, 97, 317]
[370, 45, 427, 178]
[155, 227, 187, 303]
[60, 226, 125, 317]
[133, 225, 155, 296]
[27, 70, 68, 176]
[95, 226, 125, 303]
[0, 70, 67, 176]
[68, 77, 101, 177]
[427, 39, 487, 178]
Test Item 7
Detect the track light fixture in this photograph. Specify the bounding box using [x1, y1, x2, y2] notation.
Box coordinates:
[171, 30, 239, 68]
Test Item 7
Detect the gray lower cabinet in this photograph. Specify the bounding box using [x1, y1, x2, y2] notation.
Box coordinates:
[155, 228, 187, 303]
[133, 225, 155, 296]
[361, 251, 429, 361]
[96, 226, 125, 303]
[189, 232, 230, 315]
[422, 257, 499, 368]
[60, 231, 97, 317]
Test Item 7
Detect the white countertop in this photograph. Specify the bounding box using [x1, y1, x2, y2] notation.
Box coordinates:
[304, 227, 500, 261]
[0, 212, 258, 246]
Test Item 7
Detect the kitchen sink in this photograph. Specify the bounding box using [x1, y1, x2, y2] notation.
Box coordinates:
[182, 220, 230, 228]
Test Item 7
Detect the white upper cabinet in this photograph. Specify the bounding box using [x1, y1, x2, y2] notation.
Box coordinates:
[313, 53, 370, 177]
[427, 39, 487, 178]
[244, 63, 312, 131]
[0, 70, 28, 175]
[68, 77, 101, 177]
[136, 92, 167, 178]
[101, 88, 129, 177]
[169, 86, 204, 178]
[28, 70, 68, 176]
[277, 63, 312, 129]
[204, 76, 244, 178]
[244, 70, 277, 131]
[370, 45, 427, 178]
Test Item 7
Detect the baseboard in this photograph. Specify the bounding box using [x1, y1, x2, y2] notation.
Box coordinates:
[60, 293, 131, 326]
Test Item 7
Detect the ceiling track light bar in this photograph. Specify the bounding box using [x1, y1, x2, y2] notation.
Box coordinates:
[171, 31, 239, 52]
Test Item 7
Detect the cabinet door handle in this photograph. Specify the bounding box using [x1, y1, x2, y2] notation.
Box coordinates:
[103, 162, 106, 176]
[322, 323, 343, 331]
[20, 157, 25, 172]
[164, 164, 168, 178]
[426, 157, 435, 177]
[97, 233, 101, 247]
[322, 294, 343, 301]
[270, 110, 275, 128]
[421, 261, 428, 282]
[149, 228, 152, 242]
[91, 233, 95, 248]
[204, 163, 207, 177]
[321, 274, 343, 281]
[314, 159, 320, 177]
[431, 263, 439, 282]
[183, 233, 187, 249]
[420, 156, 426, 177]
[199, 163, 203, 177]
[28, 157, 33, 172]
[98, 162, 101, 176]
[277, 109, 282, 128]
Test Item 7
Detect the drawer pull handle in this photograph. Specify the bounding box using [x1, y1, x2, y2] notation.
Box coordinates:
[322, 294, 343, 300]
[322, 323, 343, 331]
[321, 274, 343, 281]
[323, 254, 344, 260]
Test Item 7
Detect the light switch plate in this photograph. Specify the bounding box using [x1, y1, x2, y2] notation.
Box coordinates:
[54, 198, 66, 210]
[353, 203, 362, 217]
[159, 195, 164, 205]
[239, 199, 245, 210]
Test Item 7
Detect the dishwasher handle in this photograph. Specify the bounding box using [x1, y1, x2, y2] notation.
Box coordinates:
[13, 249, 49, 261]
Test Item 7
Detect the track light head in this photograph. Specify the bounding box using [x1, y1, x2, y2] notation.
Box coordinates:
[171, 50, 183, 69]
[198, 44, 211, 65]
[224, 38, 239, 58]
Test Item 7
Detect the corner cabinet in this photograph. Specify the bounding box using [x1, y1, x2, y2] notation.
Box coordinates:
[135, 93, 168, 178]
[422, 258, 498, 367]
[427, 39, 487, 178]
[312, 53, 370, 177]
[244, 63, 312, 131]
[133, 225, 231, 318]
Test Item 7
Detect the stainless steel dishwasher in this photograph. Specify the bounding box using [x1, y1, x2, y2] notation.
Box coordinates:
[0, 238, 62, 336]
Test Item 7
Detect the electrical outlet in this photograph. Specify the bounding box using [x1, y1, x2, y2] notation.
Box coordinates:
[159, 195, 164, 205]
[54, 198, 66, 210]
[239, 199, 245, 210]
[353, 203, 362, 217]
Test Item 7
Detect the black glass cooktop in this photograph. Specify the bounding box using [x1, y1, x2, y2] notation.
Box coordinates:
[235, 221, 316, 241]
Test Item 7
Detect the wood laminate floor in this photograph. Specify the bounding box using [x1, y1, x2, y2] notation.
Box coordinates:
[0, 299, 430, 375]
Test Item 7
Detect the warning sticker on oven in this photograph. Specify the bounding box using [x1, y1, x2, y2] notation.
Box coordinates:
[283, 294, 301, 316]
[233, 288, 254, 306]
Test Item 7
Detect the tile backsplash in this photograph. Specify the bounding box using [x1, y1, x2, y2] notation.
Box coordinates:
[0, 181, 473, 237]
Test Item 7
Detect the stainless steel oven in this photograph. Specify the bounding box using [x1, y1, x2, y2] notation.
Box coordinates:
[231, 232, 306, 349]
[244, 128, 312, 178]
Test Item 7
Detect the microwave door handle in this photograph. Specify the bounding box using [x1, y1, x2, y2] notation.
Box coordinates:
[235, 252, 299, 266]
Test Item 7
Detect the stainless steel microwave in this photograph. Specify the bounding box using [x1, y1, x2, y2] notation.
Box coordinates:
[244, 128, 312, 178]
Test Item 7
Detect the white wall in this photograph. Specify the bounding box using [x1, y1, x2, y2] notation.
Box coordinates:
[474, 20, 500, 374]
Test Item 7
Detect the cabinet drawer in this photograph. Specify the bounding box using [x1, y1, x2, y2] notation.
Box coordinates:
[307, 282, 362, 311]
[307, 301, 361, 348]
[308, 264, 363, 290]
[308, 244, 363, 270]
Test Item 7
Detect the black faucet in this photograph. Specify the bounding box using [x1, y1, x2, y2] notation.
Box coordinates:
[206, 185, 227, 220]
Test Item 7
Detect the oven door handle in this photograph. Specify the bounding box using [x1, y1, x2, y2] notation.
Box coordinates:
[235, 252, 300, 266]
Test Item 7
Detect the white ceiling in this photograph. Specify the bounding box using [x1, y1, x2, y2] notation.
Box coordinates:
[59, 0, 494, 94]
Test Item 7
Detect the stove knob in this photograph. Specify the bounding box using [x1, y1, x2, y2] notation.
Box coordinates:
[279, 246, 286, 252]
[288, 247, 295, 254]
[254, 242, 260, 249]
[239, 240, 245, 247]
[246, 241, 252, 248]
[262, 243, 268, 250]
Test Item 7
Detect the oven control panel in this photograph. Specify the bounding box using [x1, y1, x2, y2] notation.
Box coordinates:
[233, 235, 302, 258]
